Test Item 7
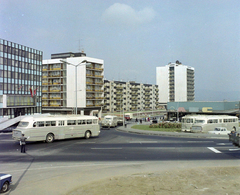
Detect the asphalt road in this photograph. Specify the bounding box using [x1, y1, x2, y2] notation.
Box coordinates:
[1, 128, 240, 194]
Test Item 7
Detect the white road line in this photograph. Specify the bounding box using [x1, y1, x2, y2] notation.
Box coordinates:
[91, 148, 122, 150]
[207, 147, 222, 153]
[129, 141, 158, 143]
[187, 141, 214, 143]
[216, 143, 233, 146]
[229, 148, 240, 151]
[146, 147, 176, 150]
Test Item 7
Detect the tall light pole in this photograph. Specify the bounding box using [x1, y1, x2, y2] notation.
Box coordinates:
[60, 59, 88, 115]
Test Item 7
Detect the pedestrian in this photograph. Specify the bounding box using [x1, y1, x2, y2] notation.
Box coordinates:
[20, 134, 28, 153]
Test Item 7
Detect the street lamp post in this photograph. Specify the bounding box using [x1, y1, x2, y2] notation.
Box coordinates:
[60, 59, 88, 115]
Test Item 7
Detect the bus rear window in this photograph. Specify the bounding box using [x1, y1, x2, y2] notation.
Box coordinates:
[18, 122, 29, 127]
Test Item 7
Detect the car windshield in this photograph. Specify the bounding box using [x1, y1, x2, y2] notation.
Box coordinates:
[18, 122, 29, 127]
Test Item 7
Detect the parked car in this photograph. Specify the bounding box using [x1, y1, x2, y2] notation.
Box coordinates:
[0, 173, 12, 193]
[208, 127, 230, 135]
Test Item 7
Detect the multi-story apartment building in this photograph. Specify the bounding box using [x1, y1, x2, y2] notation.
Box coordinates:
[42, 52, 104, 117]
[103, 80, 159, 113]
[0, 38, 42, 118]
[156, 61, 195, 103]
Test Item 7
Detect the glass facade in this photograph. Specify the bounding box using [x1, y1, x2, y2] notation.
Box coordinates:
[0, 38, 42, 118]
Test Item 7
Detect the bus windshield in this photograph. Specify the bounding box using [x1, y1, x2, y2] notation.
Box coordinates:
[18, 122, 29, 127]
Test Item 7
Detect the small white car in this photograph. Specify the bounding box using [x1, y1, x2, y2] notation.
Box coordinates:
[208, 127, 230, 135]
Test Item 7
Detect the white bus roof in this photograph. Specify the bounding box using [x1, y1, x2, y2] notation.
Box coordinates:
[184, 115, 237, 119]
[104, 115, 117, 118]
[21, 115, 98, 121]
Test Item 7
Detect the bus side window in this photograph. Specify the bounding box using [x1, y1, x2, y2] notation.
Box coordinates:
[46, 121, 51, 126]
[33, 122, 37, 127]
[51, 121, 56, 126]
[67, 120, 76, 125]
[207, 120, 212, 123]
[58, 121, 64, 126]
[219, 119, 222, 123]
[87, 120, 92, 124]
[82, 120, 86, 125]
[37, 121, 44, 127]
[77, 120, 82, 125]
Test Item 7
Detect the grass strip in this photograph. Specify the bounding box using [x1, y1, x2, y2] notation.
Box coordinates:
[131, 125, 181, 132]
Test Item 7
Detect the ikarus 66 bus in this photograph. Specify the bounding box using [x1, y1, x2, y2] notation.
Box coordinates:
[181, 115, 199, 132]
[191, 115, 239, 133]
[12, 115, 100, 143]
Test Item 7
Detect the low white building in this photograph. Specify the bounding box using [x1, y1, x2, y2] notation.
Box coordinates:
[42, 52, 104, 117]
[156, 61, 195, 103]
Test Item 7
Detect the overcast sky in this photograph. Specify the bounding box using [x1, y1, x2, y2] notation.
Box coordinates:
[1, 0, 240, 101]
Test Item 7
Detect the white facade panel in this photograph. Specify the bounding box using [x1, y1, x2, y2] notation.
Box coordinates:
[156, 66, 169, 103]
[175, 66, 187, 101]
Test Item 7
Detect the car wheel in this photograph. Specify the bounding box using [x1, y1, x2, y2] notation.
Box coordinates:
[85, 131, 91, 139]
[46, 133, 54, 143]
[1, 181, 9, 193]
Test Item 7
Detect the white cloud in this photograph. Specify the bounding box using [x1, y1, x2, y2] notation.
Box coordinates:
[102, 3, 156, 27]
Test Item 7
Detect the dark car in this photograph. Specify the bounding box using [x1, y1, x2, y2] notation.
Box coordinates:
[0, 173, 12, 193]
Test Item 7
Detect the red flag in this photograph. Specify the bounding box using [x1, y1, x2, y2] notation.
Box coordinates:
[29, 88, 33, 97]
[34, 87, 39, 96]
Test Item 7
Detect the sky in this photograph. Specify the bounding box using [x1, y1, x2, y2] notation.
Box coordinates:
[1, 0, 240, 101]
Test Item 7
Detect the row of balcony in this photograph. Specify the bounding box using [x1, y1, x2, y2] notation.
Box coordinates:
[86, 74, 103, 78]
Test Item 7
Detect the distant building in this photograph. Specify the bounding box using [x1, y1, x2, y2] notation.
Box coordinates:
[42, 52, 104, 117]
[0, 38, 43, 118]
[156, 61, 195, 103]
[103, 80, 159, 113]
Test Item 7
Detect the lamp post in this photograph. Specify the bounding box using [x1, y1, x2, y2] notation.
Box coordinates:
[60, 59, 88, 115]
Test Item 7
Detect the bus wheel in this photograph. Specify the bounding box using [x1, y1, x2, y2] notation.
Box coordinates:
[46, 133, 54, 143]
[85, 131, 91, 139]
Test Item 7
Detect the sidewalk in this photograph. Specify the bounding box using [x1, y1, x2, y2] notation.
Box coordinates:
[116, 122, 229, 140]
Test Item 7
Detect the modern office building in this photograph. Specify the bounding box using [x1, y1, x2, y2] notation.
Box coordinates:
[103, 80, 159, 113]
[42, 52, 104, 117]
[156, 61, 195, 103]
[0, 38, 43, 119]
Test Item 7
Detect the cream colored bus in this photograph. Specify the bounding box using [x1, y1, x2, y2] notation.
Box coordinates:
[181, 115, 199, 132]
[12, 115, 100, 143]
[191, 115, 239, 133]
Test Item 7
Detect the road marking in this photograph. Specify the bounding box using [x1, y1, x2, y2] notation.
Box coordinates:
[146, 147, 176, 150]
[91, 148, 122, 150]
[129, 141, 158, 143]
[216, 143, 233, 146]
[207, 147, 222, 153]
[187, 141, 214, 143]
[229, 148, 240, 151]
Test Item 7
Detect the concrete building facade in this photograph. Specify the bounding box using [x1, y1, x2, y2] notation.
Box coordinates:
[0, 38, 43, 119]
[42, 52, 104, 117]
[103, 80, 159, 113]
[156, 61, 195, 103]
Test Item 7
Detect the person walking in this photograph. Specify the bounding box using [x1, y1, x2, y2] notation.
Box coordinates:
[20, 134, 28, 153]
